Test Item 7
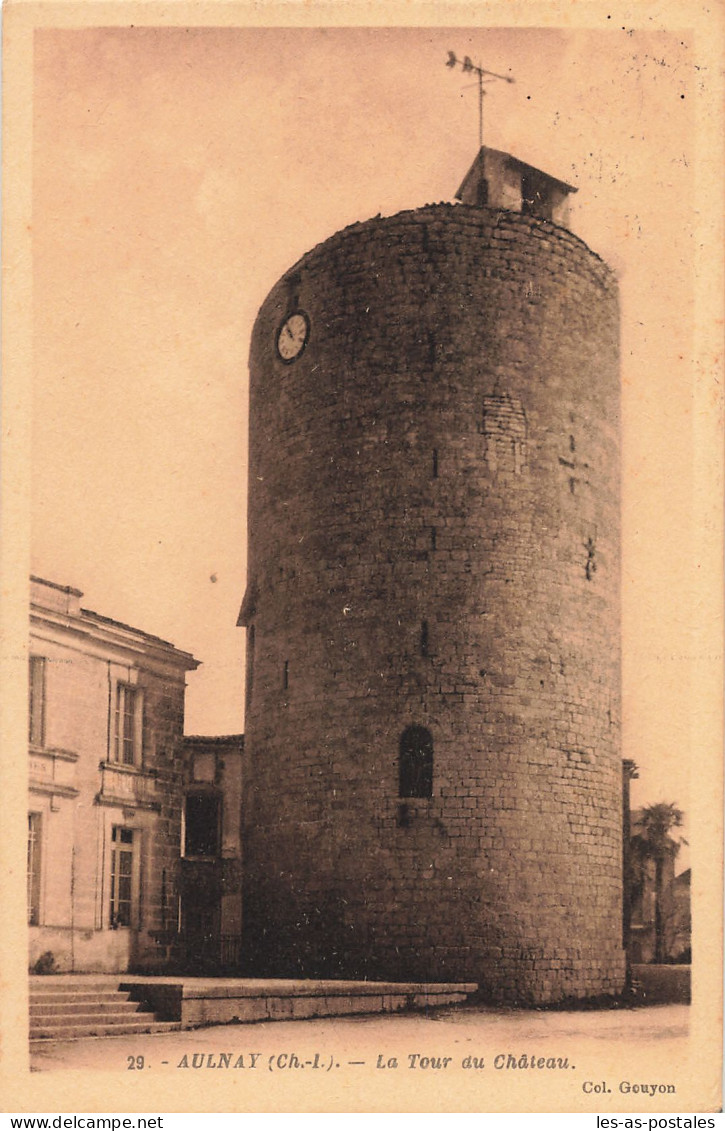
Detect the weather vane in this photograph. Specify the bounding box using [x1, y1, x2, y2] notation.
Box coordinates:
[445, 51, 515, 151]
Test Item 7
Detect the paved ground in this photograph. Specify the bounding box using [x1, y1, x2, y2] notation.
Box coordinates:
[27, 1002, 696, 1112]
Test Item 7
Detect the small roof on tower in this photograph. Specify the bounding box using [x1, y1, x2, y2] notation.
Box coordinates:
[456, 147, 577, 226]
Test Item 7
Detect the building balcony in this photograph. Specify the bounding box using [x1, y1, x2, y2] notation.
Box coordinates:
[96, 761, 161, 811]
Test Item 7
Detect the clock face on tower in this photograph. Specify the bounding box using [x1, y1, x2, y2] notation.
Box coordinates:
[276, 311, 310, 363]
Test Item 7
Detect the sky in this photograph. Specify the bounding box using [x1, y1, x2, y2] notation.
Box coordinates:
[31, 23, 701, 835]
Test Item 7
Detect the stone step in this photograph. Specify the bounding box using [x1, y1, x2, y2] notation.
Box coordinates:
[30, 992, 136, 1009]
[31, 1013, 152, 1031]
[29, 978, 480, 1039]
[29, 982, 125, 995]
[31, 1001, 146, 1019]
[30, 1019, 181, 1041]
[28, 981, 173, 1041]
[29, 977, 123, 985]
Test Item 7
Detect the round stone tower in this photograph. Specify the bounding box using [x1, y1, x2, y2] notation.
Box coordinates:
[239, 149, 625, 1003]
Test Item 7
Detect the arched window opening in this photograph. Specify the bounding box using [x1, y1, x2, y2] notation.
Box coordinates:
[399, 725, 433, 799]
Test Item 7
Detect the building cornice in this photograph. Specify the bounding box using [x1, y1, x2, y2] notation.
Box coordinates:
[30, 606, 200, 677]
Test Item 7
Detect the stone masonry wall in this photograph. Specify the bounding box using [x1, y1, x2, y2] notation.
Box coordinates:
[29, 615, 190, 973]
[241, 204, 625, 1004]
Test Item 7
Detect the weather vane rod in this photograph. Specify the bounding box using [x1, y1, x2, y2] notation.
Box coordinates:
[445, 51, 515, 151]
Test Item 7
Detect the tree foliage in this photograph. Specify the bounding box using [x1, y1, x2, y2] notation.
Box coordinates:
[630, 802, 687, 963]
[632, 802, 687, 861]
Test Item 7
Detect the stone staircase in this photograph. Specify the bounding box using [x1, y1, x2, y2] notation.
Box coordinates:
[29, 977, 181, 1041]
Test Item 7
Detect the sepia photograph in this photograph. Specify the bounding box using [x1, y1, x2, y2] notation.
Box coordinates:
[1, 0, 722, 1117]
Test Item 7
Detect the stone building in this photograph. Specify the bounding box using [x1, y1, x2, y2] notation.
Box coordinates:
[180, 734, 244, 972]
[28, 576, 199, 973]
[239, 147, 625, 1003]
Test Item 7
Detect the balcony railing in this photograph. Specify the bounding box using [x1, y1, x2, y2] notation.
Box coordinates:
[162, 933, 243, 975]
[97, 762, 160, 810]
[219, 934, 242, 969]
